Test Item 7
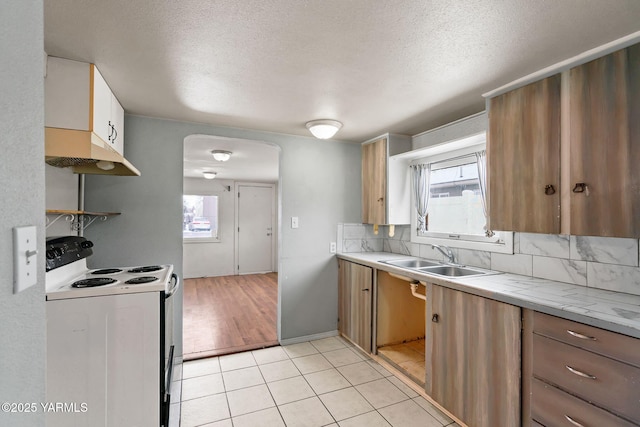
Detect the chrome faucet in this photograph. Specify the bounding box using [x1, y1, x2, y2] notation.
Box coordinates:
[431, 244, 456, 264]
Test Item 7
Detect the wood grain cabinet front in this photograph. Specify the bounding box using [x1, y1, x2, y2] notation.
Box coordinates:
[337, 259, 373, 353]
[527, 311, 640, 426]
[488, 75, 561, 234]
[426, 284, 521, 427]
[531, 377, 636, 427]
[532, 334, 640, 424]
[361, 134, 411, 226]
[569, 43, 640, 238]
[487, 42, 640, 238]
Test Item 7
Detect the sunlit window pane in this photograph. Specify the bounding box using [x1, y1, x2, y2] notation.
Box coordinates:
[183, 195, 219, 239]
[424, 162, 485, 236]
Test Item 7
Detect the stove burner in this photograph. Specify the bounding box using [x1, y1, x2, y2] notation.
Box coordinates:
[125, 276, 158, 285]
[72, 277, 117, 288]
[128, 266, 163, 273]
[91, 268, 123, 275]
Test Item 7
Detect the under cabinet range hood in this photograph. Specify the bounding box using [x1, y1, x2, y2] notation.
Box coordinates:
[45, 128, 141, 176]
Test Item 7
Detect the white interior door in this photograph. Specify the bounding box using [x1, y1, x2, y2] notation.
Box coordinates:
[237, 184, 274, 274]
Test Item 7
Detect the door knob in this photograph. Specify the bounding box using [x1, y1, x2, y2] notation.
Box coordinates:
[544, 184, 555, 195]
[432, 313, 439, 323]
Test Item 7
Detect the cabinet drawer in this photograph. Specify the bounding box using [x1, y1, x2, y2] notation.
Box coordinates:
[533, 311, 640, 367]
[531, 378, 636, 427]
[533, 334, 640, 422]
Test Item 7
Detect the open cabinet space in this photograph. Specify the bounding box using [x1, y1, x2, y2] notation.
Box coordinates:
[376, 270, 426, 386]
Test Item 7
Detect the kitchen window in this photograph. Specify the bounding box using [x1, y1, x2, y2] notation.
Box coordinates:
[427, 158, 485, 235]
[409, 135, 513, 254]
[183, 195, 219, 241]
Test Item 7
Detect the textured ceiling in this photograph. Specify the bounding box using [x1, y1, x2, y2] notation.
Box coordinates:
[45, 0, 640, 143]
[183, 135, 279, 181]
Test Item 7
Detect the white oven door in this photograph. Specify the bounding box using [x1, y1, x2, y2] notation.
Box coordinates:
[47, 292, 160, 427]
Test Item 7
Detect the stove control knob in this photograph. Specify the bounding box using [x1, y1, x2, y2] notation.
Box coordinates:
[46, 250, 57, 260]
[81, 241, 94, 249]
[53, 248, 64, 257]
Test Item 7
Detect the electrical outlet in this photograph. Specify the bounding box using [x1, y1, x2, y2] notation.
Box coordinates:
[330, 242, 337, 253]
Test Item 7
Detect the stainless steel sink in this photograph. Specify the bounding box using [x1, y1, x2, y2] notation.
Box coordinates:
[380, 258, 441, 269]
[417, 265, 488, 277]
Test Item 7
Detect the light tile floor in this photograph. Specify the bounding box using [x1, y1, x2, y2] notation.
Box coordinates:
[173, 336, 459, 427]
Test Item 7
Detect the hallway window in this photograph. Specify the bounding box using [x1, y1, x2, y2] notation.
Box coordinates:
[183, 195, 219, 240]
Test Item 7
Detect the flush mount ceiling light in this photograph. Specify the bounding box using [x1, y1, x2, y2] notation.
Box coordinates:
[305, 119, 342, 139]
[202, 171, 217, 180]
[211, 150, 232, 162]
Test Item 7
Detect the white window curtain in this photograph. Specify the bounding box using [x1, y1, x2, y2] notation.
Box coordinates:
[410, 163, 431, 233]
[475, 150, 494, 237]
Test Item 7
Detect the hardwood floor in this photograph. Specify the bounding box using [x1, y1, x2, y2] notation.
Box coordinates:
[183, 273, 278, 361]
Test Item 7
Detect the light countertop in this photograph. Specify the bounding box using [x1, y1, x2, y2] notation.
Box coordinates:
[337, 252, 640, 339]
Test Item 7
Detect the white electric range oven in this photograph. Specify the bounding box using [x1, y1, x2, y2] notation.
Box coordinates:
[45, 236, 179, 427]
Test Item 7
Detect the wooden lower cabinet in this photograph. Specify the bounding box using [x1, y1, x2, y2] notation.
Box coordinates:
[526, 310, 640, 426]
[337, 259, 372, 353]
[531, 377, 636, 427]
[426, 284, 521, 427]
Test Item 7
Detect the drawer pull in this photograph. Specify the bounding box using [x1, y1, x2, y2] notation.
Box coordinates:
[566, 329, 596, 341]
[564, 414, 586, 427]
[565, 365, 596, 380]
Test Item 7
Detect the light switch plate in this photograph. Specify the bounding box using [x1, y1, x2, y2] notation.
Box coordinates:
[291, 217, 299, 229]
[13, 226, 37, 293]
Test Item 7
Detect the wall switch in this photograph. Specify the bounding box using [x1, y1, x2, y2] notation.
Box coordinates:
[13, 226, 38, 294]
[291, 216, 299, 229]
[330, 242, 337, 253]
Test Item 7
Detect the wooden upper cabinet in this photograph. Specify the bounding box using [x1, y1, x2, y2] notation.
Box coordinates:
[361, 134, 411, 225]
[362, 137, 387, 225]
[569, 44, 640, 238]
[488, 75, 561, 234]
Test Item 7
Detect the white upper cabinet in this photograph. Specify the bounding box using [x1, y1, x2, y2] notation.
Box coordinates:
[90, 67, 112, 145]
[45, 56, 125, 155]
[110, 96, 124, 156]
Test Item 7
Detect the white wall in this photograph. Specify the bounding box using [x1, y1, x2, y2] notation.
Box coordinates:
[183, 178, 236, 278]
[411, 112, 486, 150]
[45, 165, 79, 236]
[0, 1, 46, 426]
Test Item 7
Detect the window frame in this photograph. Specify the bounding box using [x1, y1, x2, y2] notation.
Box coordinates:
[408, 136, 514, 254]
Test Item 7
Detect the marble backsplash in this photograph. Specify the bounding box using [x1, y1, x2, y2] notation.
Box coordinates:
[337, 223, 640, 297]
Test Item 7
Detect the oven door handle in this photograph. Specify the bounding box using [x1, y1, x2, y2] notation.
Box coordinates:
[166, 273, 180, 298]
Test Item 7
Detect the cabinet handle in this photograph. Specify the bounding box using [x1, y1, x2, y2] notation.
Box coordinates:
[112, 125, 117, 143]
[432, 313, 439, 323]
[565, 365, 596, 380]
[108, 120, 113, 141]
[544, 184, 555, 195]
[572, 183, 587, 193]
[377, 197, 384, 203]
[564, 415, 586, 427]
[362, 288, 370, 292]
[566, 329, 596, 341]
